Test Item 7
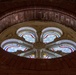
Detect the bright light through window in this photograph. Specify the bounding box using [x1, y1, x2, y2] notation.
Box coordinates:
[50, 40, 76, 53]
[0, 26, 76, 59]
[16, 27, 37, 43]
[1, 39, 30, 53]
[23, 33, 35, 43]
[41, 27, 63, 44]
[43, 34, 56, 43]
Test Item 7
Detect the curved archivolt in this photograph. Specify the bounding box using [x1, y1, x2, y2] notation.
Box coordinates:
[48, 40, 76, 53]
[0, 39, 31, 52]
[41, 27, 63, 44]
[16, 27, 38, 43]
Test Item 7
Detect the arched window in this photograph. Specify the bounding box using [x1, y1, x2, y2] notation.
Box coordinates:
[48, 40, 76, 53]
[1, 39, 32, 52]
[41, 49, 62, 59]
[17, 48, 36, 58]
[24, 54, 35, 58]
[16, 27, 38, 43]
[0, 24, 76, 59]
[41, 27, 63, 44]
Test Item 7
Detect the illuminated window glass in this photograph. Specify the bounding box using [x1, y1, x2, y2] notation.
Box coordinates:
[41, 27, 63, 44]
[25, 54, 35, 58]
[49, 40, 76, 53]
[43, 53, 52, 59]
[17, 27, 37, 43]
[23, 33, 35, 43]
[0, 24, 76, 59]
[41, 49, 62, 59]
[18, 51, 36, 58]
[1, 39, 30, 52]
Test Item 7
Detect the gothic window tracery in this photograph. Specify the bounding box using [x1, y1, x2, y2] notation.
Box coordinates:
[41, 27, 63, 44]
[0, 26, 76, 59]
[16, 27, 38, 43]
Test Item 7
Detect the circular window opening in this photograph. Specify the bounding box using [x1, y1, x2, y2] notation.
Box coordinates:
[0, 22, 76, 59]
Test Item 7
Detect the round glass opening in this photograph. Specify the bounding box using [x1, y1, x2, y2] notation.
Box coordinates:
[0, 21, 76, 59]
